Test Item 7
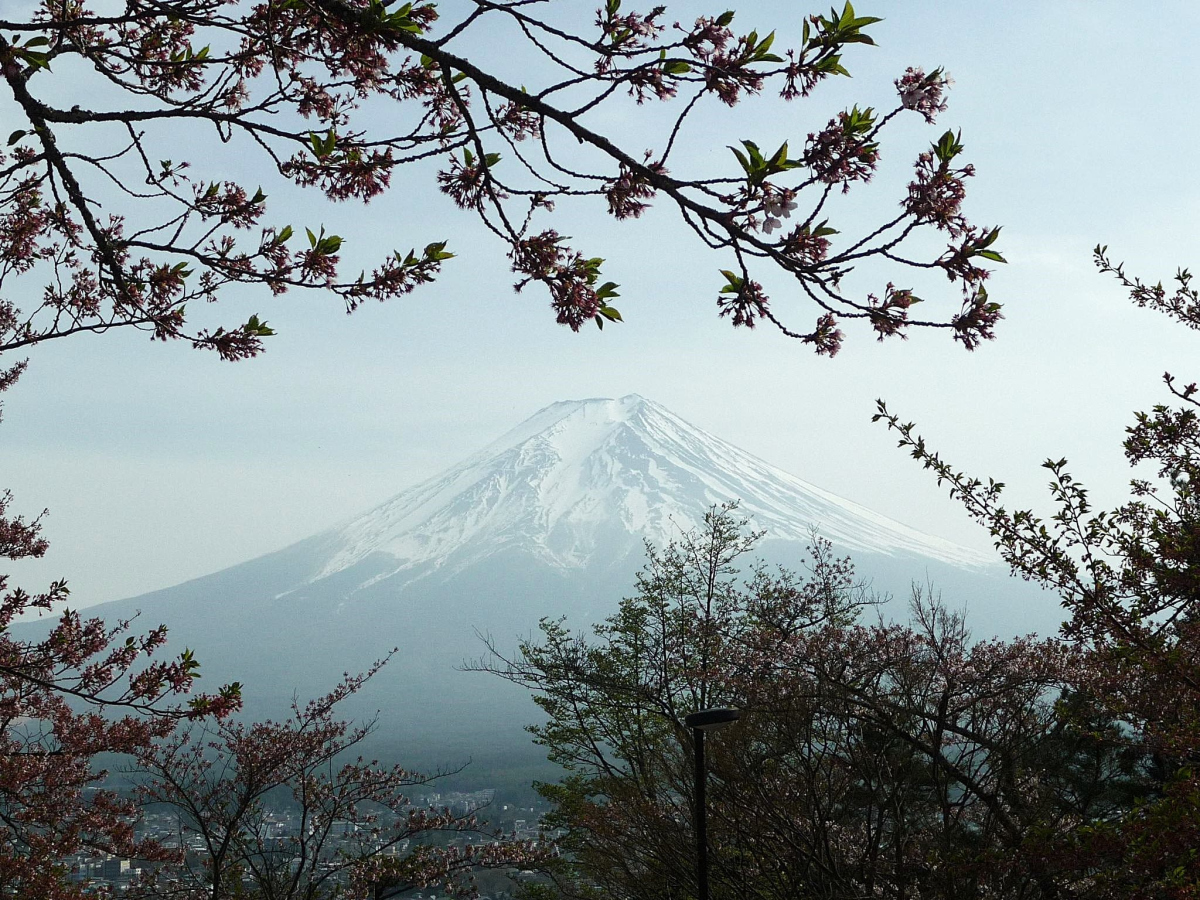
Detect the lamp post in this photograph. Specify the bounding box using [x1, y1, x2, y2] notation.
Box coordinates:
[683, 707, 739, 900]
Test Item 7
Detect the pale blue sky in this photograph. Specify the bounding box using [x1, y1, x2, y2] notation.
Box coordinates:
[4, 1, 1198, 605]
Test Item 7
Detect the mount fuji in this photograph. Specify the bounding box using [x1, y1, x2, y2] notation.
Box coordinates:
[312, 394, 989, 589]
[60, 396, 1052, 781]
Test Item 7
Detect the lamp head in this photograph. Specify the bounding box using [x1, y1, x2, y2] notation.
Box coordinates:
[684, 708, 740, 732]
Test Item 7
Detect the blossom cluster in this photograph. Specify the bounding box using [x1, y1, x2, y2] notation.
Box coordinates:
[867, 283, 917, 341]
[761, 188, 797, 235]
[717, 276, 769, 328]
[781, 222, 832, 266]
[684, 14, 767, 106]
[803, 108, 880, 191]
[895, 66, 950, 124]
[511, 231, 610, 330]
[905, 149, 974, 236]
[604, 162, 663, 220]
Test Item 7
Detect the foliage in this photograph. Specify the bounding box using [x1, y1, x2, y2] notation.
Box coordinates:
[0, 488, 241, 897]
[0, 0, 1006, 360]
[127, 664, 544, 900]
[481, 506, 1144, 900]
[872, 252, 1200, 897]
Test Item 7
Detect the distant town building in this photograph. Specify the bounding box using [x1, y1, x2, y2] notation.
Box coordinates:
[101, 855, 130, 880]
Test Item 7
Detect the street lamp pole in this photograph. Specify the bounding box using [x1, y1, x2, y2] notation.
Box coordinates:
[692, 725, 709, 900]
[683, 708, 739, 900]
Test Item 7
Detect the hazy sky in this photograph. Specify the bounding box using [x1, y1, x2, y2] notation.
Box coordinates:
[4, 1, 1197, 607]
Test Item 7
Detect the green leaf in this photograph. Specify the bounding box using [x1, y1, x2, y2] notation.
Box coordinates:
[599, 305, 623, 321]
[934, 129, 964, 163]
[22, 50, 51, 70]
[245, 314, 275, 336]
[306, 227, 317, 248]
[276, 225, 293, 244]
[716, 10, 734, 26]
[729, 147, 751, 176]
[719, 269, 743, 292]
[743, 140, 765, 169]
[6, 130, 26, 145]
[309, 130, 337, 158]
[821, 55, 850, 77]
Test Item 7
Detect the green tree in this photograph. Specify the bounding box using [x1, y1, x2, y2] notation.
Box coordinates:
[873, 250, 1200, 898]
[481, 506, 1138, 900]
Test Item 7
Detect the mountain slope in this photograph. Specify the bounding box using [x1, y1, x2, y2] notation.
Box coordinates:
[38, 396, 1050, 780]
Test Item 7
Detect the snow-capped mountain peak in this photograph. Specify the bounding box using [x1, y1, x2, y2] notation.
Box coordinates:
[311, 395, 989, 588]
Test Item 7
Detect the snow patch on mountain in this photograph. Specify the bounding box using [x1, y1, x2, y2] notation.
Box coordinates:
[312, 395, 992, 587]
